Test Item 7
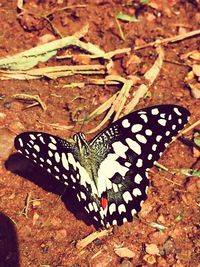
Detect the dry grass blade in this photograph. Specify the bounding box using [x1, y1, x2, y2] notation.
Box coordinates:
[123, 46, 164, 115]
[114, 79, 133, 121]
[122, 84, 149, 116]
[87, 76, 133, 133]
[0, 64, 106, 80]
[144, 46, 164, 85]
[57, 48, 131, 60]
[12, 94, 47, 111]
[87, 94, 117, 123]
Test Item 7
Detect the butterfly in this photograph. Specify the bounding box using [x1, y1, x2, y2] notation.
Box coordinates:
[14, 105, 190, 228]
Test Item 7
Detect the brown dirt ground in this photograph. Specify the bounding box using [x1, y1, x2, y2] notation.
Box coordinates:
[0, 0, 200, 267]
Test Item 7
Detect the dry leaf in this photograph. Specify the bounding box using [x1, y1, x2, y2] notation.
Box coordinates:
[193, 64, 200, 77]
[114, 247, 135, 258]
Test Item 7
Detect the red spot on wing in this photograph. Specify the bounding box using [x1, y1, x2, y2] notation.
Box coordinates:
[101, 197, 108, 209]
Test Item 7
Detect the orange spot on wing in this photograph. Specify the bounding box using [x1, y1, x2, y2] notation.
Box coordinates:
[101, 197, 108, 209]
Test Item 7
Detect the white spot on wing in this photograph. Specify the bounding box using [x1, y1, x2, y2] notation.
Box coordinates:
[62, 174, 68, 180]
[80, 191, 86, 200]
[145, 129, 152, 136]
[174, 107, 182, 116]
[156, 135, 162, 142]
[48, 150, 53, 157]
[112, 141, 128, 159]
[131, 124, 143, 133]
[118, 204, 126, 214]
[39, 136, 45, 144]
[47, 159, 52, 165]
[62, 153, 69, 170]
[140, 114, 148, 123]
[48, 143, 57, 150]
[132, 188, 142, 197]
[122, 119, 130, 128]
[29, 134, 36, 140]
[131, 209, 137, 216]
[54, 166, 59, 172]
[55, 152, 60, 163]
[123, 191, 133, 203]
[113, 183, 119, 193]
[97, 154, 129, 196]
[134, 173, 143, 184]
[88, 203, 93, 211]
[123, 218, 128, 223]
[158, 119, 166, 126]
[112, 219, 117, 225]
[126, 138, 141, 155]
[68, 153, 77, 170]
[34, 144, 40, 152]
[152, 144, 157, 151]
[136, 134, 147, 144]
[109, 203, 116, 215]
[160, 113, 165, 118]
[166, 131, 170, 136]
[50, 136, 57, 144]
[136, 158, 143, 167]
[151, 108, 159, 115]
[18, 138, 23, 147]
[172, 124, 176, 130]
[125, 162, 131, 167]
[25, 149, 29, 155]
[93, 202, 98, 212]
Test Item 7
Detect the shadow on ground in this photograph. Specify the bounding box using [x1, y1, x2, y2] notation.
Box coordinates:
[6, 153, 100, 229]
[0, 212, 20, 267]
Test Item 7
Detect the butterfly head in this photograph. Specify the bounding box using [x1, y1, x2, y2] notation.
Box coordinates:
[73, 132, 91, 157]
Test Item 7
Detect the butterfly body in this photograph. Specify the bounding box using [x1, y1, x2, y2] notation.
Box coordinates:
[14, 105, 190, 228]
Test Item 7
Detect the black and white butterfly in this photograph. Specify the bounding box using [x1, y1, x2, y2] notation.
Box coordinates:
[14, 105, 190, 228]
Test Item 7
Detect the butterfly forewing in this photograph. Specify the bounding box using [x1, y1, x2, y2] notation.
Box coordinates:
[14, 105, 190, 228]
[89, 105, 190, 226]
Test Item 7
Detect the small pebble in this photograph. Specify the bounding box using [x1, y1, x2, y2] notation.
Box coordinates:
[120, 259, 133, 267]
[55, 229, 67, 240]
[3, 102, 11, 109]
[162, 239, 175, 255]
[93, 238, 104, 246]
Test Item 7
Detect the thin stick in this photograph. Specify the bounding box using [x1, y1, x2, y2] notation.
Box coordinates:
[135, 29, 200, 50]
[76, 229, 112, 250]
[171, 119, 200, 143]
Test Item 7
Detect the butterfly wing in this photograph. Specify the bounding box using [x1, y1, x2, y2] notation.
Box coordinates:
[14, 131, 105, 226]
[14, 105, 190, 228]
[14, 132, 82, 187]
[89, 105, 190, 227]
